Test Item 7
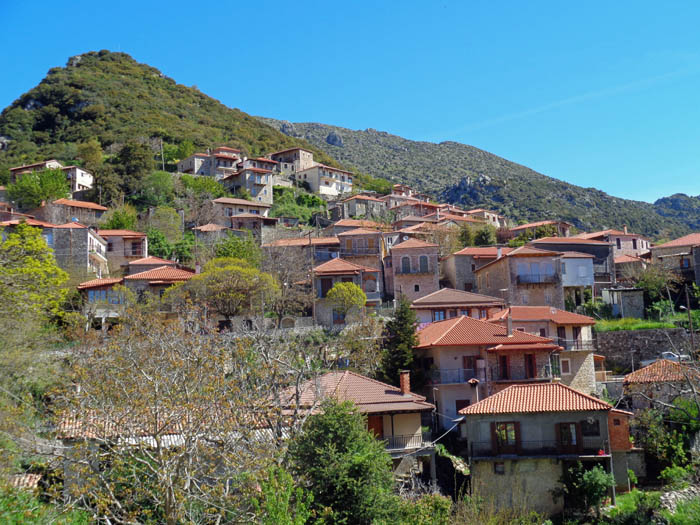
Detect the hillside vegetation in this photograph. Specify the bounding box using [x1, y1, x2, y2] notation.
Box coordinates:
[0, 51, 342, 179]
[259, 119, 695, 240]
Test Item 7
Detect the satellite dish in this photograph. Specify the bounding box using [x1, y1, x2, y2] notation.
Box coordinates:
[402, 235, 409, 241]
[586, 417, 595, 425]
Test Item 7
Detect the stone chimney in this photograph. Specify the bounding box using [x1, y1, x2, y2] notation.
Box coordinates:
[623, 225, 628, 234]
[399, 370, 411, 394]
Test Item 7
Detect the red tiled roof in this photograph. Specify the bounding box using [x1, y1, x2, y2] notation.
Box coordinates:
[192, 223, 228, 232]
[531, 236, 610, 246]
[489, 306, 595, 326]
[54, 221, 89, 229]
[561, 251, 596, 259]
[653, 233, 700, 249]
[473, 245, 561, 272]
[394, 215, 438, 224]
[268, 147, 314, 156]
[239, 167, 272, 174]
[0, 218, 57, 228]
[452, 246, 515, 257]
[392, 238, 438, 249]
[334, 218, 383, 229]
[263, 236, 340, 248]
[128, 256, 176, 266]
[410, 288, 505, 308]
[313, 257, 379, 275]
[53, 198, 108, 211]
[97, 229, 146, 238]
[577, 229, 645, 240]
[615, 255, 645, 264]
[9, 159, 61, 172]
[313, 164, 353, 175]
[459, 383, 611, 415]
[623, 359, 699, 385]
[124, 266, 195, 282]
[424, 212, 483, 223]
[281, 371, 434, 414]
[510, 220, 572, 231]
[342, 194, 384, 203]
[337, 228, 381, 237]
[77, 278, 123, 290]
[213, 197, 271, 207]
[416, 315, 557, 348]
[213, 146, 241, 152]
[252, 157, 278, 163]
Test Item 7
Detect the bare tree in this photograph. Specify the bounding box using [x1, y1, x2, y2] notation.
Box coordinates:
[262, 246, 315, 328]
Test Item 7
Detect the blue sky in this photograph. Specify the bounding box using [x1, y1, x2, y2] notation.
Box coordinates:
[3, 1, 700, 203]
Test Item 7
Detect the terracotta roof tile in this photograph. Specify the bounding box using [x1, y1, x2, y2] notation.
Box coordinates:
[623, 359, 699, 384]
[53, 221, 89, 229]
[460, 383, 612, 415]
[577, 229, 645, 240]
[337, 228, 382, 236]
[341, 195, 385, 203]
[128, 256, 177, 266]
[263, 236, 340, 248]
[392, 238, 438, 249]
[510, 220, 572, 231]
[488, 306, 596, 326]
[97, 229, 146, 237]
[452, 246, 515, 257]
[0, 218, 57, 228]
[192, 223, 228, 232]
[531, 236, 610, 246]
[334, 218, 383, 228]
[313, 257, 379, 275]
[281, 371, 434, 414]
[653, 233, 700, 249]
[124, 266, 195, 281]
[213, 197, 271, 207]
[410, 288, 505, 308]
[561, 251, 596, 258]
[77, 278, 123, 290]
[52, 198, 108, 211]
[615, 255, 645, 264]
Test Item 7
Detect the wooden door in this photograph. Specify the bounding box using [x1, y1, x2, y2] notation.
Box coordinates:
[524, 354, 536, 378]
[367, 415, 384, 438]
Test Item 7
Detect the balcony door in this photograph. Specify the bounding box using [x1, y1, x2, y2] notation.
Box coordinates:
[367, 415, 384, 439]
[498, 355, 510, 380]
[556, 422, 582, 454]
[491, 421, 520, 455]
[524, 354, 536, 379]
[557, 326, 566, 344]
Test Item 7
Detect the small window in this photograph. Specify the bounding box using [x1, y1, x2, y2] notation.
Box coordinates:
[414, 284, 420, 292]
[539, 328, 546, 337]
[562, 262, 566, 274]
[632, 239, 637, 250]
[616, 238, 621, 249]
[561, 358, 571, 375]
[581, 419, 600, 437]
[433, 310, 445, 321]
[613, 418, 621, 426]
[107, 241, 113, 252]
[516, 327, 525, 332]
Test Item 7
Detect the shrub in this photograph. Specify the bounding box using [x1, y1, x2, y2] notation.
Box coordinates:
[660, 465, 690, 489]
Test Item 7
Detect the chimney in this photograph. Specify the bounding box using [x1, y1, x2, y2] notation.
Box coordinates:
[507, 310, 513, 336]
[399, 370, 411, 394]
[623, 225, 628, 234]
[497, 247, 502, 259]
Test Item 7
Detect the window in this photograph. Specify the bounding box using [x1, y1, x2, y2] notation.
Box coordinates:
[495, 422, 518, 451]
[471, 264, 476, 272]
[681, 258, 690, 269]
[550, 354, 561, 377]
[463, 356, 475, 370]
[332, 309, 346, 324]
[494, 462, 505, 475]
[562, 262, 566, 274]
[539, 328, 546, 337]
[632, 239, 637, 250]
[558, 422, 578, 447]
[616, 238, 621, 249]
[581, 419, 600, 437]
[516, 327, 525, 332]
[107, 241, 113, 252]
[401, 256, 411, 274]
[419, 255, 429, 273]
[433, 310, 446, 321]
[414, 284, 420, 292]
[561, 358, 571, 375]
[613, 418, 621, 426]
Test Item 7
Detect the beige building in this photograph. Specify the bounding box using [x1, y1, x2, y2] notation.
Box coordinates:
[221, 166, 274, 204]
[337, 228, 384, 271]
[410, 288, 505, 325]
[212, 197, 271, 226]
[97, 229, 148, 273]
[267, 147, 317, 176]
[386, 238, 439, 302]
[177, 147, 242, 180]
[474, 246, 565, 309]
[296, 164, 353, 197]
[576, 228, 650, 258]
[442, 246, 515, 292]
[9, 159, 93, 195]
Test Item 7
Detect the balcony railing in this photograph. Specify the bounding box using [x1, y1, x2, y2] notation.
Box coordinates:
[384, 432, 433, 451]
[427, 368, 477, 385]
[490, 364, 553, 382]
[395, 267, 434, 275]
[340, 247, 380, 256]
[516, 273, 558, 284]
[554, 338, 596, 351]
[470, 438, 609, 458]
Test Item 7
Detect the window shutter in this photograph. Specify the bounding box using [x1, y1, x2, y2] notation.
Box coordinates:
[555, 423, 562, 453]
[490, 422, 498, 455]
[575, 422, 583, 453]
[514, 421, 522, 454]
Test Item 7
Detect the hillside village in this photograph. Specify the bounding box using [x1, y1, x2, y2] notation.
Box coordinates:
[2, 136, 700, 524]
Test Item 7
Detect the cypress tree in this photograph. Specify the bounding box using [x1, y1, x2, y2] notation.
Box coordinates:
[379, 295, 418, 386]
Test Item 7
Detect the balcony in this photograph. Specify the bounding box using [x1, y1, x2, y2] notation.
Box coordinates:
[489, 364, 553, 382]
[384, 432, 433, 451]
[365, 291, 382, 302]
[395, 267, 435, 275]
[427, 368, 477, 385]
[516, 273, 558, 284]
[470, 438, 609, 458]
[340, 247, 380, 256]
[554, 338, 596, 351]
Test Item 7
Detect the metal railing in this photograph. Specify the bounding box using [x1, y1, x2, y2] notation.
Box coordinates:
[395, 267, 434, 275]
[384, 432, 433, 450]
[427, 368, 477, 385]
[470, 438, 609, 458]
[516, 273, 558, 284]
[554, 338, 596, 351]
[489, 364, 553, 381]
[340, 247, 380, 256]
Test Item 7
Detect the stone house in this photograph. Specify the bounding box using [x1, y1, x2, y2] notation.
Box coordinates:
[176, 147, 242, 180]
[442, 246, 514, 292]
[392, 215, 438, 230]
[32, 199, 108, 227]
[508, 220, 573, 239]
[530, 237, 615, 296]
[414, 315, 561, 429]
[488, 306, 597, 394]
[267, 147, 316, 176]
[614, 255, 647, 282]
[389, 201, 443, 219]
[460, 382, 631, 515]
[623, 359, 700, 411]
[386, 238, 439, 302]
[560, 251, 595, 307]
[122, 266, 195, 299]
[126, 256, 178, 275]
[474, 246, 565, 309]
[212, 197, 271, 220]
[329, 194, 387, 221]
[51, 222, 109, 278]
[465, 208, 508, 229]
[312, 258, 382, 326]
[650, 233, 700, 286]
[601, 287, 645, 318]
[97, 229, 148, 273]
[262, 236, 340, 264]
[410, 288, 505, 325]
[280, 370, 436, 481]
[221, 166, 273, 204]
[192, 223, 242, 246]
[228, 213, 278, 243]
[576, 228, 650, 258]
[295, 164, 353, 198]
[337, 228, 384, 272]
[329, 218, 384, 235]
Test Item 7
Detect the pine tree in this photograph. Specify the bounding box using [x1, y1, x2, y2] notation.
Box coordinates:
[379, 295, 418, 386]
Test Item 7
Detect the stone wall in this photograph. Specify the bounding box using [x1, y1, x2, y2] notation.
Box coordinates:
[594, 328, 690, 373]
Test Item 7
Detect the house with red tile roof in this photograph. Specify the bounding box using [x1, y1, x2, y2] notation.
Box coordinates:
[459, 382, 632, 514]
[623, 359, 700, 411]
[329, 218, 385, 235]
[30, 198, 108, 226]
[442, 246, 515, 292]
[488, 306, 597, 394]
[464, 208, 509, 228]
[267, 147, 316, 176]
[296, 164, 353, 197]
[177, 146, 243, 179]
[312, 258, 382, 326]
[410, 288, 505, 325]
[281, 370, 436, 479]
[614, 254, 647, 282]
[473, 246, 565, 309]
[414, 315, 561, 429]
[386, 238, 439, 302]
[650, 233, 700, 286]
[98, 229, 148, 272]
[508, 220, 573, 238]
[576, 228, 650, 258]
[329, 194, 387, 221]
[221, 163, 274, 205]
[127, 255, 178, 275]
[8, 159, 94, 196]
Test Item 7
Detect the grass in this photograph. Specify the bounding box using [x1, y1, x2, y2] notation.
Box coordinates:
[0, 485, 90, 524]
[661, 497, 700, 525]
[594, 318, 676, 332]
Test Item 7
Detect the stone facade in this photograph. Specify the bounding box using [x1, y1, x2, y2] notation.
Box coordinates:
[389, 243, 439, 302]
[559, 350, 596, 395]
[52, 226, 109, 278]
[594, 328, 690, 373]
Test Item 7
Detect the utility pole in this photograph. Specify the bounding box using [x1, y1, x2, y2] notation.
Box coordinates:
[160, 138, 166, 171]
[686, 284, 695, 356]
[309, 230, 316, 325]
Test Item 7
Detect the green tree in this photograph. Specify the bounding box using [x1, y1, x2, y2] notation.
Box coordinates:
[0, 223, 69, 318]
[99, 204, 138, 230]
[147, 228, 173, 259]
[253, 466, 313, 525]
[458, 225, 474, 248]
[631, 264, 680, 302]
[473, 225, 496, 246]
[143, 205, 181, 244]
[379, 296, 418, 386]
[552, 462, 615, 519]
[179, 174, 227, 198]
[214, 233, 262, 267]
[173, 231, 195, 265]
[287, 399, 397, 524]
[116, 140, 154, 198]
[176, 140, 195, 161]
[140, 171, 175, 207]
[326, 281, 367, 322]
[77, 138, 103, 172]
[7, 168, 70, 209]
[90, 163, 123, 206]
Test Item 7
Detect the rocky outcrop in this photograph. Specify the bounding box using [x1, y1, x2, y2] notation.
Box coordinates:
[325, 131, 343, 147]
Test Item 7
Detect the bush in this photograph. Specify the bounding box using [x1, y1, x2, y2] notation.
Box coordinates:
[606, 489, 660, 525]
[552, 462, 615, 518]
[594, 318, 675, 332]
[663, 497, 700, 525]
[660, 465, 691, 489]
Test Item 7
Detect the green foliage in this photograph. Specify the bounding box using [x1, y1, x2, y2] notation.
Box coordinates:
[582, 298, 614, 320]
[270, 186, 327, 223]
[458, 225, 474, 248]
[76, 138, 103, 171]
[146, 228, 173, 259]
[143, 205, 181, 243]
[552, 462, 615, 517]
[633, 265, 680, 302]
[0, 485, 90, 524]
[139, 170, 175, 207]
[594, 318, 675, 332]
[379, 296, 418, 386]
[326, 281, 367, 318]
[662, 496, 700, 525]
[351, 172, 393, 195]
[173, 231, 195, 265]
[452, 494, 546, 524]
[99, 204, 138, 230]
[253, 466, 313, 525]
[647, 299, 675, 321]
[606, 489, 660, 525]
[176, 140, 195, 160]
[631, 409, 687, 470]
[214, 233, 261, 267]
[659, 465, 691, 489]
[473, 225, 496, 246]
[179, 173, 227, 198]
[116, 139, 154, 200]
[627, 469, 638, 486]
[390, 493, 452, 525]
[7, 168, 70, 209]
[287, 399, 397, 524]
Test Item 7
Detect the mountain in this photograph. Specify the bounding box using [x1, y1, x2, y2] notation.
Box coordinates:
[0, 51, 342, 178]
[653, 193, 700, 232]
[259, 119, 695, 240]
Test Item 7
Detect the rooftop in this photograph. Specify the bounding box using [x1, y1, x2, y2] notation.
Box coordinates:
[263, 236, 340, 248]
[489, 306, 596, 326]
[459, 382, 612, 415]
[313, 257, 379, 275]
[392, 238, 439, 250]
[97, 229, 146, 238]
[410, 288, 505, 308]
[213, 197, 271, 208]
[337, 227, 381, 237]
[615, 254, 645, 264]
[128, 256, 177, 266]
[334, 218, 383, 229]
[510, 220, 573, 231]
[123, 266, 195, 282]
[530, 236, 611, 246]
[192, 223, 229, 232]
[52, 198, 108, 211]
[653, 233, 700, 249]
[624, 359, 699, 385]
[77, 278, 123, 290]
[452, 246, 514, 257]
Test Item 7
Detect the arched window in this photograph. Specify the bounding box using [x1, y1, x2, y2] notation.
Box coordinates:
[401, 256, 411, 274]
[419, 255, 429, 273]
